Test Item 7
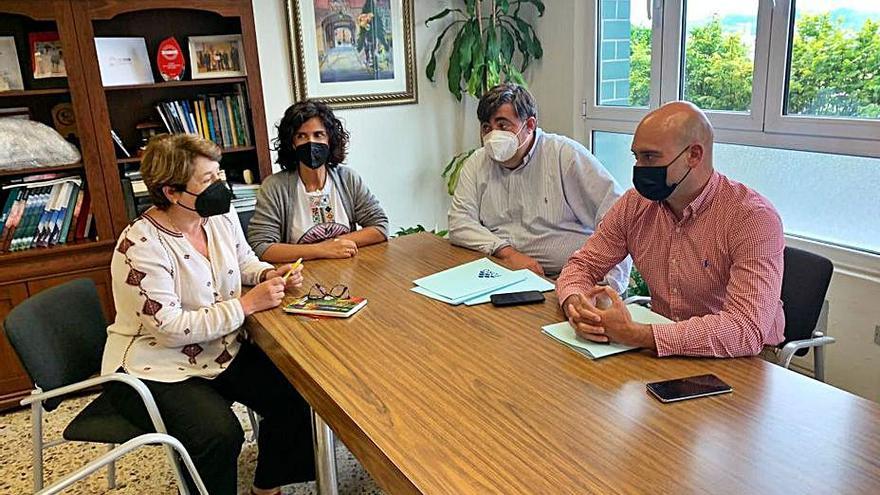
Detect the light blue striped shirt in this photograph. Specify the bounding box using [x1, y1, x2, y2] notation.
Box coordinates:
[448, 128, 631, 290]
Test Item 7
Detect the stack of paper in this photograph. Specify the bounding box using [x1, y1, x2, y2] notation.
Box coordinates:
[541, 304, 673, 359]
[411, 258, 553, 306]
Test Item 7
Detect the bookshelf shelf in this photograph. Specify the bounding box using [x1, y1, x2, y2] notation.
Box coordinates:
[115, 146, 256, 165]
[0, 88, 70, 98]
[103, 77, 248, 92]
[0, 162, 84, 178]
[0, 239, 115, 264]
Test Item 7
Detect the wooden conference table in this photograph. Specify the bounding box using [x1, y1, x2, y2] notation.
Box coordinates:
[247, 233, 880, 494]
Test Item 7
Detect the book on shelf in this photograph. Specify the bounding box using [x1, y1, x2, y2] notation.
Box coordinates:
[0, 107, 29, 119]
[0, 174, 92, 253]
[283, 296, 367, 318]
[153, 84, 252, 148]
[111, 129, 131, 157]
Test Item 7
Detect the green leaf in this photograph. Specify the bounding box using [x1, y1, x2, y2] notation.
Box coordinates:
[514, 0, 545, 16]
[486, 24, 500, 63]
[444, 149, 477, 195]
[500, 27, 515, 64]
[465, 0, 477, 16]
[505, 64, 526, 86]
[447, 34, 465, 100]
[458, 22, 477, 81]
[425, 8, 462, 26]
[514, 17, 543, 60]
[467, 62, 484, 97]
[426, 21, 465, 81]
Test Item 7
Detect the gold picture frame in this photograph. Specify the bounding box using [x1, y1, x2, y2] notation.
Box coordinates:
[285, 0, 417, 109]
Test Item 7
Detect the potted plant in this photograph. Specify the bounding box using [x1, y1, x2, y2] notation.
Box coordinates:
[425, 0, 545, 195]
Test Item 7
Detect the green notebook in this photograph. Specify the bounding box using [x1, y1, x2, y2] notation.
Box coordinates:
[542, 304, 673, 359]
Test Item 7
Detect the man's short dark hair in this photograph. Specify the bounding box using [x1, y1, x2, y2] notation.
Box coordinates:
[477, 83, 538, 124]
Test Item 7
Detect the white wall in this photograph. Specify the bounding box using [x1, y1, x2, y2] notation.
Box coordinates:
[252, 0, 481, 234]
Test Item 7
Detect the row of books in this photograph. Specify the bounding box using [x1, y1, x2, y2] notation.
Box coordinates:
[0, 175, 95, 253]
[231, 182, 260, 212]
[155, 88, 252, 149]
[118, 169, 262, 220]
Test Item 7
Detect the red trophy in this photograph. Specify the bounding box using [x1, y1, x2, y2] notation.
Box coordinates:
[157, 37, 185, 81]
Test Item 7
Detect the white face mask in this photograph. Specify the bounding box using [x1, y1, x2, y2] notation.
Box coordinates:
[483, 122, 528, 162]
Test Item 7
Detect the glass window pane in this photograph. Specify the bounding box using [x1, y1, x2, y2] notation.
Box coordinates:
[598, 0, 652, 107]
[682, 0, 759, 112]
[787, 1, 880, 119]
[592, 131, 880, 254]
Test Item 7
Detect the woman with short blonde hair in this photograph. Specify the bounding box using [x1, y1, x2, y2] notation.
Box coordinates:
[103, 134, 315, 495]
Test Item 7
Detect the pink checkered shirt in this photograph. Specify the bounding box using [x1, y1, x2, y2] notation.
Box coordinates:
[557, 171, 785, 358]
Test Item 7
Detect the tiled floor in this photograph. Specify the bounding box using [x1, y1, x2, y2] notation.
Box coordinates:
[0, 394, 383, 494]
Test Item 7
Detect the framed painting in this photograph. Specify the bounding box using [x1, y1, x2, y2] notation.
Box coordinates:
[285, 0, 417, 109]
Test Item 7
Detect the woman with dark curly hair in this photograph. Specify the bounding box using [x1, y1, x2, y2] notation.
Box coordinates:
[247, 100, 388, 261]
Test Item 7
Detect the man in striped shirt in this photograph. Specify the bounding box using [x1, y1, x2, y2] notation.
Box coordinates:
[557, 101, 785, 358]
[448, 83, 631, 289]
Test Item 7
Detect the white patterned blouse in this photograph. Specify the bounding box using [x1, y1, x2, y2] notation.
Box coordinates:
[101, 206, 274, 383]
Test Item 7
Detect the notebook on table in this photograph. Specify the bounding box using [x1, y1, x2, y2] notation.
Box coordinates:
[283, 296, 367, 318]
[541, 304, 673, 359]
[411, 258, 526, 305]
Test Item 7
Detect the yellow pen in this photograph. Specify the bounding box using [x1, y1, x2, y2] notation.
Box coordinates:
[282, 258, 304, 283]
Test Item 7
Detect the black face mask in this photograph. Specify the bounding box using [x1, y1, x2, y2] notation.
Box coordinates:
[295, 141, 331, 170]
[179, 180, 233, 217]
[632, 146, 693, 201]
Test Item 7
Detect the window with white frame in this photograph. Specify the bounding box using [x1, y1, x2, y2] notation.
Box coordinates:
[586, 0, 880, 254]
[588, 0, 880, 152]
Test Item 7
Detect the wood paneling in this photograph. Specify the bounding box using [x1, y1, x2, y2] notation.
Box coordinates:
[248, 233, 880, 495]
[0, 283, 32, 410]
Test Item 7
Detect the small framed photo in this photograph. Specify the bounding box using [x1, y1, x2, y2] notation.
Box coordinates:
[188, 35, 247, 79]
[29, 32, 67, 79]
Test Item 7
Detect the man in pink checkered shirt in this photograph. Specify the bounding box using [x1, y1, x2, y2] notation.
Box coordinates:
[557, 102, 785, 358]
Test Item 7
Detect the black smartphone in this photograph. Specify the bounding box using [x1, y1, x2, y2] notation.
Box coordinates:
[646, 374, 733, 403]
[490, 290, 545, 307]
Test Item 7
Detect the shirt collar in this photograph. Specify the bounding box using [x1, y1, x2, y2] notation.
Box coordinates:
[497, 127, 543, 172]
[521, 127, 543, 167]
[681, 170, 721, 219]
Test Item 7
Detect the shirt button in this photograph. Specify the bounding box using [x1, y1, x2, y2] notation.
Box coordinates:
[676, 228, 682, 234]
[672, 288, 679, 294]
[671, 258, 677, 263]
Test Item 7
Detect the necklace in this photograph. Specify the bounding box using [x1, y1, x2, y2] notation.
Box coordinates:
[164, 209, 184, 235]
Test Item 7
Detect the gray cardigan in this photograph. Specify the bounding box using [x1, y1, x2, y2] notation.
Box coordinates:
[246, 166, 388, 257]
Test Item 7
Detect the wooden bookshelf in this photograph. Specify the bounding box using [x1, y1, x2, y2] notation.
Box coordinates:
[103, 76, 248, 91]
[115, 146, 255, 165]
[0, 88, 70, 98]
[0, 162, 84, 177]
[74, 0, 271, 233]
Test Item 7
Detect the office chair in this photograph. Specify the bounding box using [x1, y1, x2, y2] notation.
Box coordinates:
[623, 246, 835, 381]
[777, 246, 836, 381]
[3, 278, 208, 495]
